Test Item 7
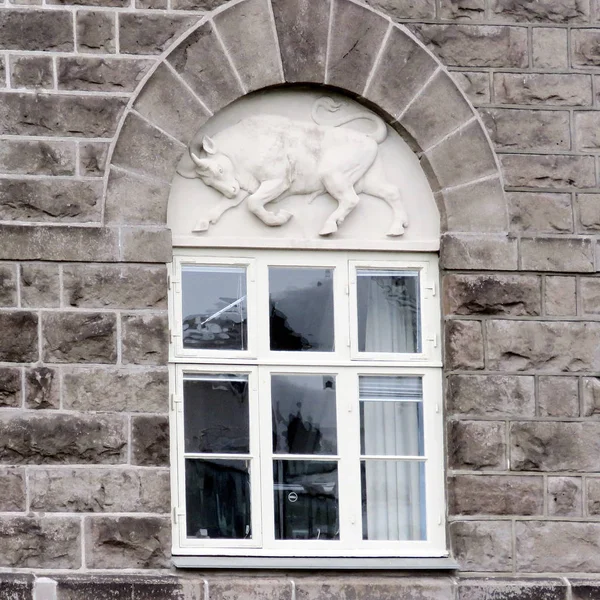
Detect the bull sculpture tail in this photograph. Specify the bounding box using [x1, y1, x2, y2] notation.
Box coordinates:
[311, 96, 388, 144]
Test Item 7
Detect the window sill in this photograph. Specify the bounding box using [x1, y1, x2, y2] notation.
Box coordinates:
[172, 556, 459, 570]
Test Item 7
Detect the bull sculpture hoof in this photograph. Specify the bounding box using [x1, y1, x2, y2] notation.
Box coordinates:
[193, 219, 210, 232]
[319, 221, 338, 236]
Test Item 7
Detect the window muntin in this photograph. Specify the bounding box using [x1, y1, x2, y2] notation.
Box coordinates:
[170, 250, 444, 557]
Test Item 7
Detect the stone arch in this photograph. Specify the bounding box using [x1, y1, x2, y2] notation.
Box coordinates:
[104, 0, 508, 250]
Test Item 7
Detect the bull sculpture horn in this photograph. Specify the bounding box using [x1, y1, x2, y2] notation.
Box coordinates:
[190, 152, 212, 172]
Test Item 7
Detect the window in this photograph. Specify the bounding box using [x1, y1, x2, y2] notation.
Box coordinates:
[168, 248, 444, 558]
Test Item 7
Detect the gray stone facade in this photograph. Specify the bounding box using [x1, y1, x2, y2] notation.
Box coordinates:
[1, 0, 600, 597]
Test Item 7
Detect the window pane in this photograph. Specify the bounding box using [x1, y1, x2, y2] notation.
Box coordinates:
[356, 270, 420, 353]
[184, 374, 249, 454]
[273, 460, 339, 540]
[271, 374, 337, 455]
[269, 267, 334, 352]
[182, 265, 247, 351]
[359, 376, 423, 457]
[186, 459, 252, 539]
[361, 460, 426, 541]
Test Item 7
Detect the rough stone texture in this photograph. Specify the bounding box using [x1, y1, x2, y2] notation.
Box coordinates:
[545, 276, 577, 316]
[131, 415, 169, 466]
[0, 140, 75, 176]
[0, 574, 32, 600]
[119, 14, 198, 55]
[533, 27, 569, 68]
[548, 477, 582, 517]
[0, 367, 21, 407]
[77, 11, 115, 53]
[365, 0, 436, 19]
[573, 28, 600, 66]
[508, 193, 573, 234]
[0, 468, 25, 511]
[445, 319, 484, 369]
[459, 579, 567, 600]
[20, 263, 60, 308]
[0, 263, 17, 306]
[79, 142, 109, 177]
[62, 368, 168, 412]
[63, 264, 167, 309]
[58, 58, 151, 92]
[538, 376, 579, 417]
[30, 468, 170, 513]
[447, 375, 536, 417]
[85, 516, 170, 568]
[450, 520, 513, 571]
[26, 366, 59, 409]
[120, 227, 172, 263]
[583, 377, 600, 417]
[487, 320, 600, 372]
[578, 193, 600, 232]
[573, 580, 600, 600]
[450, 70, 490, 104]
[443, 273, 541, 316]
[0, 517, 80, 568]
[10, 55, 53, 89]
[449, 420, 507, 470]
[0, 413, 127, 464]
[0, 10, 73, 51]
[493, 73, 592, 106]
[449, 475, 543, 515]
[491, 0, 590, 22]
[587, 478, 600, 514]
[576, 111, 600, 151]
[43, 312, 117, 363]
[121, 313, 168, 365]
[212, 578, 293, 600]
[440, 0, 485, 20]
[520, 237, 594, 272]
[0, 311, 38, 362]
[440, 234, 518, 270]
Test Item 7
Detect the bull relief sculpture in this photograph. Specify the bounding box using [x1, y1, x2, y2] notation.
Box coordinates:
[177, 97, 409, 237]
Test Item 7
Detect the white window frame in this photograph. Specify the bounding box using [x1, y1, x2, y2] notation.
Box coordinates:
[168, 248, 446, 558]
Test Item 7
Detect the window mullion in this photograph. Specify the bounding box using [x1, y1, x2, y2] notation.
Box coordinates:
[258, 366, 276, 548]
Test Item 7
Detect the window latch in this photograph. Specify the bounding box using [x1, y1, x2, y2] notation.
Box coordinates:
[426, 334, 438, 348]
[424, 282, 436, 296]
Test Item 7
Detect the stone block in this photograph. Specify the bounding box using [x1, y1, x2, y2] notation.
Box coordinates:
[137, 0, 167, 7]
[209, 578, 292, 600]
[447, 374, 535, 417]
[0, 10, 73, 51]
[121, 313, 168, 365]
[49, 0, 127, 6]
[132, 415, 169, 466]
[120, 227, 172, 263]
[171, 0, 228, 8]
[545, 276, 577, 316]
[213, 0, 283, 92]
[63, 367, 168, 413]
[0, 468, 25, 511]
[327, 0, 388, 95]
[0, 367, 21, 407]
[450, 520, 512, 571]
[43, 312, 117, 364]
[119, 14, 198, 55]
[400, 71, 474, 152]
[459, 579, 567, 600]
[481, 108, 570, 152]
[56, 576, 134, 600]
[424, 120, 497, 189]
[572, 580, 600, 600]
[0, 311, 38, 362]
[134, 63, 209, 144]
[365, 0, 435, 19]
[0, 139, 75, 176]
[167, 22, 243, 114]
[26, 366, 59, 409]
[491, 0, 590, 22]
[0, 225, 119, 262]
[516, 521, 600, 572]
[58, 57, 151, 92]
[583, 377, 600, 417]
[450, 71, 490, 105]
[440, 234, 518, 270]
[493, 73, 592, 106]
[443, 273, 541, 316]
[0, 93, 126, 138]
[21, 263, 60, 308]
[573, 28, 600, 66]
[578, 193, 600, 232]
[0, 413, 127, 464]
[445, 320, 484, 370]
[0, 516, 80, 568]
[449, 475, 543, 516]
[30, 468, 170, 513]
[366, 27, 438, 120]
[85, 516, 170, 568]
[533, 27, 569, 68]
[501, 154, 596, 189]
[508, 192, 573, 234]
[511, 421, 600, 471]
[539, 376, 579, 417]
[576, 111, 600, 151]
[10, 55, 53, 88]
[63, 264, 167, 309]
[0, 179, 102, 223]
[77, 11, 115, 53]
[111, 113, 184, 182]
[0, 263, 17, 306]
[440, 0, 485, 20]
[487, 320, 600, 372]
[587, 478, 600, 514]
[0, 574, 32, 600]
[272, 0, 330, 83]
[548, 477, 582, 517]
[79, 142, 109, 177]
[412, 24, 528, 68]
[449, 420, 506, 470]
[520, 237, 594, 272]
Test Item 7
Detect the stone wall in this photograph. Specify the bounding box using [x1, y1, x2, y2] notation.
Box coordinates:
[2, 0, 600, 598]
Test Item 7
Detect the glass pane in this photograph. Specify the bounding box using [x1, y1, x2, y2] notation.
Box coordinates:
[269, 267, 334, 352]
[356, 269, 420, 353]
[186, 459, 251, 539]
[182, 265, 247, 351]
[361, 460, 426, 541]
[273, 460, 339, 540]
[359, 376, 423, 456]
[271, 374, 337, 455]
[184, 374, 249, 454]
